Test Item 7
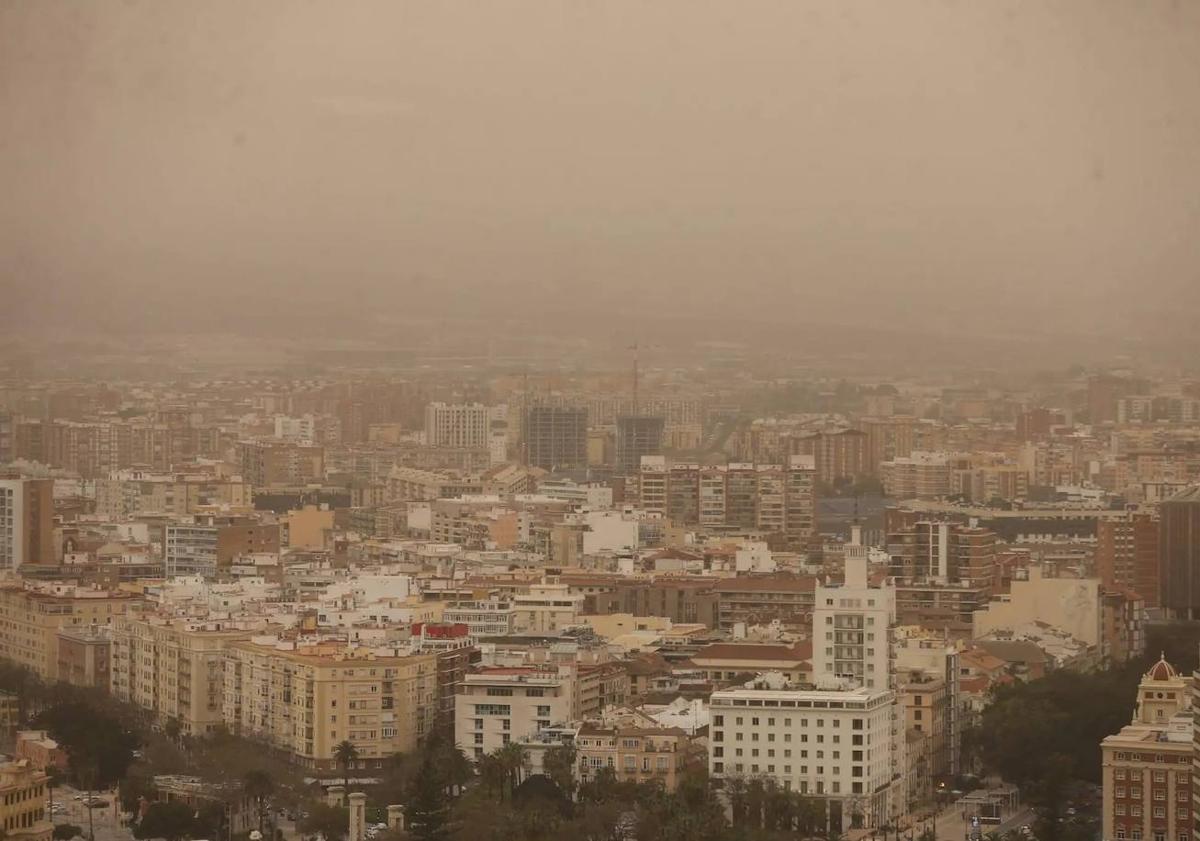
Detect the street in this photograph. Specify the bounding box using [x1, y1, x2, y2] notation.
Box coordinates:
[52, 784, 134, 841]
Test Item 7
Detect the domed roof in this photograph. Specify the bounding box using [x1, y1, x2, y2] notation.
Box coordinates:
[1144, 653, 1178, 682]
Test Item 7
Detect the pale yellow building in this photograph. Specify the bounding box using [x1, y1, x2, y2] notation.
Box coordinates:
[94, 475, 252, 520]
[0, 760, 50, 841]
[0, 585, 135, 680]
[110, 614, 262, 736]
[223, 638, 438, 770]
[576, 724, 690, 792]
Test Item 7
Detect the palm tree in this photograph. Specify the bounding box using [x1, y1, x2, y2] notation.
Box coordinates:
[492, 743, 529, 800]
[333, 740, 360, 791]
[243, 770, 274, 836]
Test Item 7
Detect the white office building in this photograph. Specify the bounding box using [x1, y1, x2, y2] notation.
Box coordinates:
[709, 676, 900, 829]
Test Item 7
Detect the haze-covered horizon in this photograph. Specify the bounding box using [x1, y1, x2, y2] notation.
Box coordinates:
[3, 0, 1199, 355]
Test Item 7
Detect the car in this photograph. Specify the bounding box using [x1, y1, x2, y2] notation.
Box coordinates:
[73, 795, 85, 801]
[1066, 808, 1076, 816]
[86, 799, 110, 809]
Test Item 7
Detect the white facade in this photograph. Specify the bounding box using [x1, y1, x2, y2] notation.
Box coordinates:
[512, 585, 584, 634]
[576, 510, 638, 555]
[443, 601, 516, 636]
[814, 548, 896, 690]
[735, 542, 777, 573]
[455, 670, 573, 760]
[424, 403, 493, 449]
[709, 678, 900, 828]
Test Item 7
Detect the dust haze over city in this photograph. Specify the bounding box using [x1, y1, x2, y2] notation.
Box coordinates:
[5, 4, 1200, 841]
[3, 0, 1200, 373]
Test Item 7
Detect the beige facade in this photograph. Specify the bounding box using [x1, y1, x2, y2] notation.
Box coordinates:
[576, 725, 689, 791]
[286, 506, 336, 551]
[455, 668, 573, 761]
[0, 760, 50, 841]
[1102, 658, 1191, 841]
[110, 615, 256, 736]
[223, 639, 438, 769]
[94, 475, 251, 520]
[0, 586, 134, 680]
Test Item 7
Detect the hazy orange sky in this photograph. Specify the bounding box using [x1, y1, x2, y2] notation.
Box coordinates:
[2, 1, 1198, 347]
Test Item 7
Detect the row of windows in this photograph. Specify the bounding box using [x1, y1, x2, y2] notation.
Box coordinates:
[714, 715, 865, 729]
[1113, 787, 1185, 801]
[713, 747, 866, 762]
[1112, 804, 1187, 818]
[1114, 769, 1187, 783]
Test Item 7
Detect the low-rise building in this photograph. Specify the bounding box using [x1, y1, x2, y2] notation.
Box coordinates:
[0, 760, 50, 841]
[575, 724, 690, 791]
[689, 642, 812, 686]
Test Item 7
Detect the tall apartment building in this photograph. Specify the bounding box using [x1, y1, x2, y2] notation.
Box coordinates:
[110, 616, 256, 736]
[0, 479, 55, 569]
[454, 667, 574, 760]
[1159, 487, 1200, 619]
[165, 515, 280, 578]
[615, 416, 665, 474]
[813, 549, 896, 690]
[238, 440, 324, 488]
[94, 473, 252, 520]
[523, 406, 587, 471]
[223, 638, 439, 770]
[1015, 408, 1066, 442]
[1097, 512, 1160, 608]
[714, 575, 817, 631]
[638, 456, 817, 549]
[0, 586, 134, 679]
[0, 414, 13, 464]
[1101, 658, 1190, 841]
[887, 521, 995, 622]
[792, 429, 868, 484]
[424, 403, 493, 449]
[888, 521, 995, 588]
[880, 453, 950, 499]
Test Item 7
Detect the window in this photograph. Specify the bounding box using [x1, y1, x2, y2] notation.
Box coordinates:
[1116, 787, 1126, 798]
[1116, 769, 1126, 780]
[1116, 804, 1126, 816]
[1153, 807, 1165, 819]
